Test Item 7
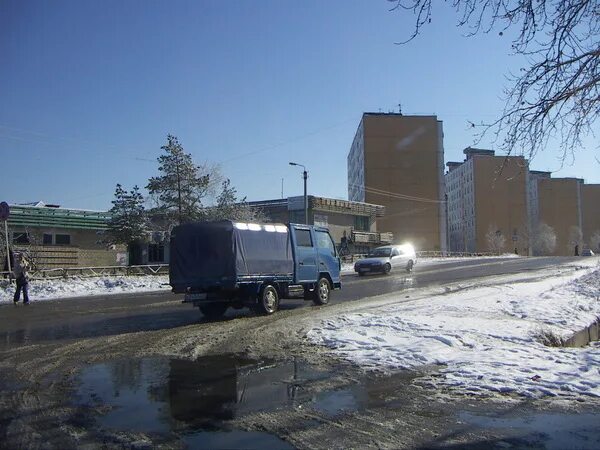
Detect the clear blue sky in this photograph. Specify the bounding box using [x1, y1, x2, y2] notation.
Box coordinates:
[1, 0, 598, 210]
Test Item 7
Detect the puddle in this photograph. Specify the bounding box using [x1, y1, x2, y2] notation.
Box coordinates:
[76, 355, 331, 430]
[460, 411, 600, 450]
[75, 353, 379, 447]
[183, 430, 294, 450]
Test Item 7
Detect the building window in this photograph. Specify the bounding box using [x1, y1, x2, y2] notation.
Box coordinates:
[148, 243, 165, 263]
[55, 234, 71, 245]
[43, 234, 53, 245]
[13, 232, 30, 245]
[354, 216, 369, 232]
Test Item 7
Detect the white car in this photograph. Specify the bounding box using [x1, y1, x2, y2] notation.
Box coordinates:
[354, 244, 416, 276]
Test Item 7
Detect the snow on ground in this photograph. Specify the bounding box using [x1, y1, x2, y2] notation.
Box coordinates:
[0, 275, 170, 302]
[308, 258, 600, 400]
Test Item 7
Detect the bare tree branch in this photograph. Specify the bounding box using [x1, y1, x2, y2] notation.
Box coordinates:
[390, 0, 600, 162]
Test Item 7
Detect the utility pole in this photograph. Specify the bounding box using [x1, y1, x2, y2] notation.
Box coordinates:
[289, 162, 308, 224]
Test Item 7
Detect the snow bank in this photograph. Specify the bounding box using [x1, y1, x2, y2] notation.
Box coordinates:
[0, 275, 170, 302]
[308, 261, 600, 400]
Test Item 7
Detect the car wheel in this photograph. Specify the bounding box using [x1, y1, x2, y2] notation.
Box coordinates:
[199, 302, 228, 320]
[357, 271, 365, 277]
[383, 263, 391, 275]
[256, 285, 279, 315]
[406, 260, 414, 273]
[313, 277, 330, 305]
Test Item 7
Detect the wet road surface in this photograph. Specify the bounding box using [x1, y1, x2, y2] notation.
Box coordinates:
[0, 257, 578, 347]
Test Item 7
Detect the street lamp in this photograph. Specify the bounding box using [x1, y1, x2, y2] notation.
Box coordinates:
[289, 162, 308, 224]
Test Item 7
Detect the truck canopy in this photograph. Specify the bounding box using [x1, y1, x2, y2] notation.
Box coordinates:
[169, 221, 293, 291]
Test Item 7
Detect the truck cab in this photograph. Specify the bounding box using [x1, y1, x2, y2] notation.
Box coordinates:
[289, 224, 341, 290]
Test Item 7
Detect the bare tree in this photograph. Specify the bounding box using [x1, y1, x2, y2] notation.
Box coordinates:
[389, 0, 600, 162]
[485, 224, 506, 253]
[532, 222, 557, 255]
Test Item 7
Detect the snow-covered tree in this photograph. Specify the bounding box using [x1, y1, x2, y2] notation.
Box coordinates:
[590, 231, 600, 253]
[146, 135, 211, 225]
[568, 225, 584, 255]
[485, 224, 506, 254]
[105, 184, 149, 247]
[206, 179, 265, 222]
[532, 222, 557, 256]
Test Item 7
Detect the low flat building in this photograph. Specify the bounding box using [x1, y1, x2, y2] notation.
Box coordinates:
[247, 195, 391, 255]
[3, 202, 123, 268]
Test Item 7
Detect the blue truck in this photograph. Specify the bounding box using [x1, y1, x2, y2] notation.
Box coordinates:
[169, 220, 341, 318]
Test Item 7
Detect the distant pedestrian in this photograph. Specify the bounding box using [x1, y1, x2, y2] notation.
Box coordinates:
[12, 252, 30, 304]
[574, 244, 579, 256]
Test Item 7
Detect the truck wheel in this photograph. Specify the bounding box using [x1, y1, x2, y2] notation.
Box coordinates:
[257, 285, 279, 315]
[313, 278, 330, 305]
[199, 303, 228, 320]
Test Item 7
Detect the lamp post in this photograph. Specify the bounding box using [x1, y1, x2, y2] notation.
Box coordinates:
[289, 162, 308, 224]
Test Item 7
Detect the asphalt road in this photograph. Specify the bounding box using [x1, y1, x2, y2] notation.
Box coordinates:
[0, 256, 577, 348]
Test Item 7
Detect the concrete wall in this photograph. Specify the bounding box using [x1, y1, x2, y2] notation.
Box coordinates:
[359, 114, 444, 251]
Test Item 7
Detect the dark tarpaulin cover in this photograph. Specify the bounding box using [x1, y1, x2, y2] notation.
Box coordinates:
[169, 221, 293, 289]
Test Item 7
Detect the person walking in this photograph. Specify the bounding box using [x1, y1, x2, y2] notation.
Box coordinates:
[12, 252, 30, 304]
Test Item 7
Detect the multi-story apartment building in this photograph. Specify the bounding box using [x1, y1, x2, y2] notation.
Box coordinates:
[581, 184, 600, 253]
[347, 113, 446, 251]
[534, 177, 585, 256]
[445, 148, 529, 253]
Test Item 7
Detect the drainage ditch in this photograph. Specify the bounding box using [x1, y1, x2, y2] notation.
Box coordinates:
[563, 318, 600, 347]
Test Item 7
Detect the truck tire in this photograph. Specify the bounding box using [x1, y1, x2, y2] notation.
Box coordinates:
[257, 285, 279, 315]
[313, 277, 330, 305]
[199, 302, 228, 320]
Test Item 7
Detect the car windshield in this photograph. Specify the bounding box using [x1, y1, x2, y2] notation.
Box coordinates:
[369, 248, 392, 257]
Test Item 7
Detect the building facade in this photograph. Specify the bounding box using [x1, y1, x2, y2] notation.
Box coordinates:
[446, 148, 529, 254]
[247, 195, 391, 255]
[347, 113, 446, 251]
[581, 184, 600, 253]
[2, 202, 123, 268]
[535, 177, 584, 256]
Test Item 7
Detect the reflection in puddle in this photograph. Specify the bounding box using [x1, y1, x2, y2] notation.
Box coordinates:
[313, 388, 363, 416]
[460, 411, 600, 450]
[76, 354, 334, 446]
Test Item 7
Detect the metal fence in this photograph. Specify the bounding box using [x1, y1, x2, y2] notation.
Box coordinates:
[341, 250, 504, 262]
[1, 264, 169, 280]
[2, 251, 510, 278]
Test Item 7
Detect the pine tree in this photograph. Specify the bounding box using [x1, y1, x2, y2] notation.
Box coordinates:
[146, 135, 210, 225]
[106, 184, 149, 246]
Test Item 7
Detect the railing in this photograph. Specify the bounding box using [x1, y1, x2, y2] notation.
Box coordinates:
[1, 264, 169, 280]
[342, 251, 506, 262]
[416, 251, 505, 258]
